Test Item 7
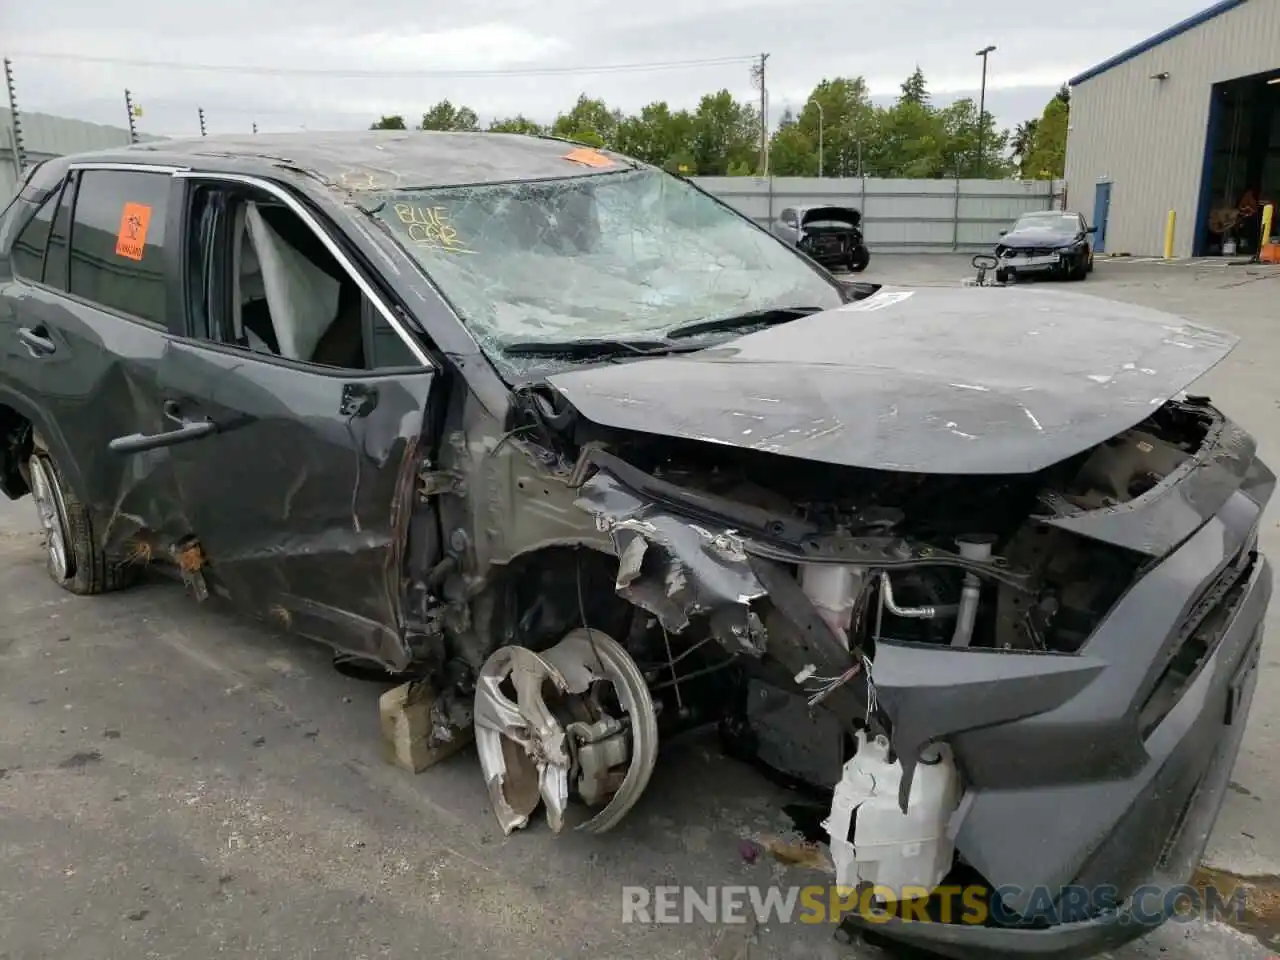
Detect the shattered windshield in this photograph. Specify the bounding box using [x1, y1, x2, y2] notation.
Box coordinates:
[371, 168, 844, 354]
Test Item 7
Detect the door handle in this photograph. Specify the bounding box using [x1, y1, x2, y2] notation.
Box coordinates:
[163, 399, 186, 425]
[110, 403, 218, 455]
[18, 326, 56, 357]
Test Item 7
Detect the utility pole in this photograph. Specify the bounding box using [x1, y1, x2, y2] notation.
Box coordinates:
[814, 100, 824, 178]
[975, 45, 996, 178]
[124, 89, 139, 143]
[751, 53, 770, 177]
[3, 57, 27, 177]
[198, 107, 207, 137]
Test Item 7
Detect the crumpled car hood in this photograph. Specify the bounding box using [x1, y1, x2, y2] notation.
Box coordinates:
[546, 287, 1238, 475]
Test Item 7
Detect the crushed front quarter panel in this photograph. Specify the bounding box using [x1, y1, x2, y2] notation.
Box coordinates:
[574, 469, 767, 650]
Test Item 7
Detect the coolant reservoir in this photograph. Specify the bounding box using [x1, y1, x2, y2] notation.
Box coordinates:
[823, 731, 961, 898]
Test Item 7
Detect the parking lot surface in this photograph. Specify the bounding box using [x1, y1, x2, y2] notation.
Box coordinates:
[1, 255, 1277, 959]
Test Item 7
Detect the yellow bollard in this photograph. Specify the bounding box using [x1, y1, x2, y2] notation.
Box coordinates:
[1163, 209, 1176, 259]
[1262, 203, 1275, 246]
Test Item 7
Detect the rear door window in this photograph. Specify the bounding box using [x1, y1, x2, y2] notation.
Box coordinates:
[69, 170, 171, 325]
[10, 190, 57, 282]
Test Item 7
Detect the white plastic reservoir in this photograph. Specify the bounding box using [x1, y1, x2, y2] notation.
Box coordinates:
[822, 731, 961, 898]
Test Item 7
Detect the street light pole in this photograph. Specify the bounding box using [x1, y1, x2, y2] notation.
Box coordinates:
[814, 100, 824, 177]
[975, 45, 996, 177]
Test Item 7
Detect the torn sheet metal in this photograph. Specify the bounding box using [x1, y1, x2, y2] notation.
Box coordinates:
[575, 469, 767, 652]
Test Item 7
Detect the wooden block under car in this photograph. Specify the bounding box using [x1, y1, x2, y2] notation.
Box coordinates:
[379, 682, 474, 773]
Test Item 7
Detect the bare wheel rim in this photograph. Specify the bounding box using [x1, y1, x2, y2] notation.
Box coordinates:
[29, 456, 71, 580]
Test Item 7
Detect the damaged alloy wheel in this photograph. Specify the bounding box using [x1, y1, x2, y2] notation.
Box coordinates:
[474, 628, 659, 836]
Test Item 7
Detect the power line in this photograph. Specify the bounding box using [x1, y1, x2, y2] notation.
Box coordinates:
[9, 51, 756, 80]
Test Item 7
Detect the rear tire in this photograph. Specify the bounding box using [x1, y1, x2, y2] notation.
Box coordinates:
[28, 440, 137, 595]
[847, 244, 870, 273]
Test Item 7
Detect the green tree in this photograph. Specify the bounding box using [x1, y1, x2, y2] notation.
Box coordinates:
[488, 115, 545, 135]
[900, 67, 929, 106]
[1022, 94, 1068, 179]
[690, 89, 760, 176]
[551, 94, 623, 146]
[614, 101, 697, 170]
[370, 115, 407, 130]
[937, 97, 1013, 178]
[420, 100, 480, 131]
[768, 77, 877, 176]
[1012, 119, 1039, 177]
[769, 106, 815, 176]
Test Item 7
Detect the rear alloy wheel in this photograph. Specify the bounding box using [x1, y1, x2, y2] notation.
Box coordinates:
[27, 443, 137, 595]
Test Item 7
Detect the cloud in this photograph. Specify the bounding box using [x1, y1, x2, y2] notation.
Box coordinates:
[3, 0, 1210, 138]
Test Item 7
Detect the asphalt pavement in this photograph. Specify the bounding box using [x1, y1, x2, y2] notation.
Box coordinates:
[1, 255, 1277, 959]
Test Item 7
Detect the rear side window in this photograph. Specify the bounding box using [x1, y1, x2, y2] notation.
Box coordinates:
[11, 191, 57, 282]
[69, 170, 171, 325]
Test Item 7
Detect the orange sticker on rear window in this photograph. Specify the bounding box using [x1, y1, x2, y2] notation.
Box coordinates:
[563, 148, 614, 169]
[114, 202, 152, 261]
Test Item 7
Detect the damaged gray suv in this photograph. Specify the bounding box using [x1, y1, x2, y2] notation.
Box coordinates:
[0, 131, 1271, 959]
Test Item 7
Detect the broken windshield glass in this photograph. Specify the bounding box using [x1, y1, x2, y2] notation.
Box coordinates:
[370, 169, 844, 357]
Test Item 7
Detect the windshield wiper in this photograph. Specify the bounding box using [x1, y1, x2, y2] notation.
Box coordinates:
[499, 337, 704, 359]
[664, 306, 824, 340]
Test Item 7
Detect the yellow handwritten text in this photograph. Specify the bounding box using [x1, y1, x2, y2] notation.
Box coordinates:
[392, 203, 475, 254]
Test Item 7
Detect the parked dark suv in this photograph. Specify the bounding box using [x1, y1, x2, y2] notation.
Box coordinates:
[0, 132, 1271, 960]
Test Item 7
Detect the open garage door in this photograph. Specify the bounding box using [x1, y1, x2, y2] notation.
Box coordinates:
[1196, 70, 1280, 257]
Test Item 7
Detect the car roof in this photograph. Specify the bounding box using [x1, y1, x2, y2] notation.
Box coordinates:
[62, 130, 641, 193]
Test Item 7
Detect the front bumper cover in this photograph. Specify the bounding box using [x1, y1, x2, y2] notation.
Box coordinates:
[842, 551, 1269, 959]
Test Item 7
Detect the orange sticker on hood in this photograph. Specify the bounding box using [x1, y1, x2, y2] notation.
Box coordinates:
[115, 202, 152, 261]
[563, 147, 614, 169]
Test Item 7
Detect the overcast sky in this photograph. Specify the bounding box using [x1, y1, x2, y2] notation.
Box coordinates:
[4, 0, 1209, 140]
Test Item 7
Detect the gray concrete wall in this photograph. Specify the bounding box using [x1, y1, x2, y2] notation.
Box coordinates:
[1, 110, 142, 205]
[1065, 0, 1280, 257]
[691, 176, 1064, 253]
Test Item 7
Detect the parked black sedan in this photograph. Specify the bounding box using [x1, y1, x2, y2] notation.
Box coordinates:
[994, 210, 1096, 282]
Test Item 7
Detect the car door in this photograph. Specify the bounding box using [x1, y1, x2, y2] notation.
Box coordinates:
[0, 163, 188, 557]
[130, 173, 440, 669]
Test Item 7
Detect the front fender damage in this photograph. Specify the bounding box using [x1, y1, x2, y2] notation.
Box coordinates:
[572, 465, 875, 731]
[574, 469, 769, 656]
